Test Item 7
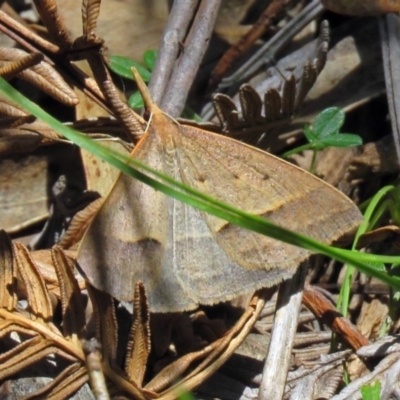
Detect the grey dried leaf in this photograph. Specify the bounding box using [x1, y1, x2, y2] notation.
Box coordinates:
[82, 0, 101, 40]
[213, 93, 241, 131]
[0, 48, 78, 106]
[281, 75, 296, 118]
[333, 352, 400, 399]
[357, 335, 400, 358]
[315, 367, 345, 398]
[264, 88, 282, 122]
[204, 20, 330, 148]
[288, 362, 343, 399]
[239, 85, 265, 126]
[0, 231, 17, 310]
[294, 61, 316, 111]
[287, 350, 351, 381]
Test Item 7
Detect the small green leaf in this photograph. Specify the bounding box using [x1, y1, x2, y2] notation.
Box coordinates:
[392, 291, 400, 302]
[107, 55, 151, 81]
[143, 50, 157, 71]
[361, 381, 380, 400]
[313, 107, 345, 138]
[303, 124, 317, 143]
[321, 133, 363, 148]
[128, 91, 144, 109]
[181, 105, 202, 121]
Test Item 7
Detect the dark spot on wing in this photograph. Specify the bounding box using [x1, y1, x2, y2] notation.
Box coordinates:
[196, 175, 206, 183]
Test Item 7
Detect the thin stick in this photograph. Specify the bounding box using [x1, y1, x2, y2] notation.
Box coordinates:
[148, 0, 199, 104]
[218, 0, 323, 89]
[160, 0, 222, 117]
[258, 263, 307, 400]
[209, 0, 293, 89]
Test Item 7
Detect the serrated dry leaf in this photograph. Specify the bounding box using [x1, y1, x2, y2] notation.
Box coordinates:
[51, 246, 85, 341]
[0, 48, 78, 106]
[87, 285, 118, 364]
[0, 52, 43, 80]
[125, 282, 150, 386]
[82, 0, 101, 39]
[57, 197, 104, 249]
[23, 363, 88, 400]
[14, 242, 53, 321]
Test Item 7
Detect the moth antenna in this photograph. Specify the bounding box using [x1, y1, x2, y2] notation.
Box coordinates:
[131, 67, 160, 114]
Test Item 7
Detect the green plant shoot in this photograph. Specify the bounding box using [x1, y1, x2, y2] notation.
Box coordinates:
[283, 107, 363, 172]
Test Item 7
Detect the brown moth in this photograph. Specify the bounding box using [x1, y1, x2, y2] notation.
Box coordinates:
[78, 72, 363, 313]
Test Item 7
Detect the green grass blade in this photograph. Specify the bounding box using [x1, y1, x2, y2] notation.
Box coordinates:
[1, 76, 400, 292]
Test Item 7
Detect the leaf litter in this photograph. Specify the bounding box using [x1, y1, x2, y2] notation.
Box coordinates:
[0, 0, 399, 399]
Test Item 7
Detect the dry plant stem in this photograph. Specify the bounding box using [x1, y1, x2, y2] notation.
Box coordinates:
[156, 289, 270, 400]
[0, 10, 60, 54]
[302, 285, 370, 350]
[209, 0, 294, 88]
[332, 352, 400, 400]
[258, 263, 307, 400]
[87, 54, 144, 141]
[32, 0, 72, 48]
[379, 13, 400, 165]
[84, 339, 110, 400]
[148, 0, 199, 104]
[0, 309, 85, 360]
[160, 0, 222, 117]
[219, 0, 324, 89]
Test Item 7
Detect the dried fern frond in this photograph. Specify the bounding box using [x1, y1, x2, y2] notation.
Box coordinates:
[0, 48, 78, 106]
[187, 21, 330, 150]
[0, 231, 88, 398]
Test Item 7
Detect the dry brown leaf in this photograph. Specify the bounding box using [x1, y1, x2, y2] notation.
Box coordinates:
[125, 282, 151, 386]
[357, 298, 389, 340]
[14, 242, 53, 321]
[0, 230, 17, 310]
[0, 47, 78, 106]
[0, 155, 48, 233]
[57, 197, 104, 249]
[51, 246, 85, 341]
